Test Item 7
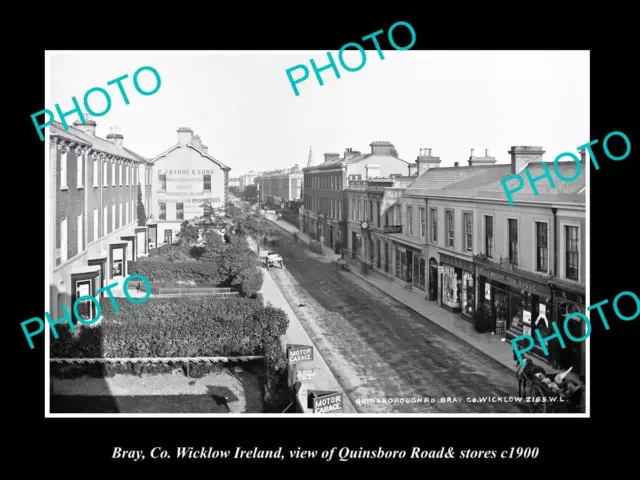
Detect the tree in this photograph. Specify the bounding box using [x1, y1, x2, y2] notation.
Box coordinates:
[242, 185, 258, 203]
[176, 220, 199, 246]
[136, 185, 147, 226]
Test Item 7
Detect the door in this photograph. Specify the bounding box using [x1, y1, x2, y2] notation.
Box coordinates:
[351, 232, 357, 259]
[164, 229, 172, 245]
[329, 227, 334, 247]
[428, 258, 438, 300]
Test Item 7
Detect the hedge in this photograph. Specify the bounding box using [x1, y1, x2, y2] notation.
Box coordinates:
[128, 261, 225, 285]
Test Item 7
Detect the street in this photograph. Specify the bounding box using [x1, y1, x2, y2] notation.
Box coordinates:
[265, 226, 525, 413]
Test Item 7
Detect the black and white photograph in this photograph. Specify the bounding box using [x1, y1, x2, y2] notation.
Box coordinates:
[42, 50, 592, 417]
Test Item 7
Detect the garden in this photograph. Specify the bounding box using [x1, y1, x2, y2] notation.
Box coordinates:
[51, 215, 293, 413]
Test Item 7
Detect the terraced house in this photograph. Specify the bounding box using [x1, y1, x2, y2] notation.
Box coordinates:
[49, 116, 153, 325]
[300, 141, 410, 251]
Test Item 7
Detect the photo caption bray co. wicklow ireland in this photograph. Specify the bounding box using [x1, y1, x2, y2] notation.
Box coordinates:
[45, 49, 588, 416]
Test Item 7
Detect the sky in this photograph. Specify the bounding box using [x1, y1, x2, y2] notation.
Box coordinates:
[47, 51, 589, 176]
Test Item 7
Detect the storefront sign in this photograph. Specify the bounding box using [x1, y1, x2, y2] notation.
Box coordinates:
[536, 304, 549, 328]
[384, 225, 402, 234]
[311, 391, 343, 414]
[440, 253, 474, 273]
[287, 345, 314, 365]
[477, 266, 551, 297]
[296, 369, 317, 382]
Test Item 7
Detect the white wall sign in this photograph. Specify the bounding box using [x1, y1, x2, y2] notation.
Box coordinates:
[485, 283, 491, 300]
[522, 310, 532, 335]
[535, 304, 549, 328]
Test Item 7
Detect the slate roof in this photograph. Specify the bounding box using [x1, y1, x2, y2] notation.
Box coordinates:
[307, 153, 410, 170]
[50, 122, 149, 163]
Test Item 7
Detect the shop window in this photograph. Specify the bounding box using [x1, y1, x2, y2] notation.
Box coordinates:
[176, 202, 184, 220]
[508, 218, 518, 265]
[536, 222, 548, 272]
[485, 215, 493, 258]
[442, 265, 461, 309]
[461, 272, 475, 316]
[159, 174, 167, 191]
[413, 254, 426, 291]
[565, 226, 579, 281]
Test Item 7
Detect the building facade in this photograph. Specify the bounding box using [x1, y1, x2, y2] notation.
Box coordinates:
[229, 177, 240, 189]
[239, 171, 261, 191]
[255, 165, 303, 206]
[148, 128, 230, 246]
[300, 141, 410, 250]
[49, 117, 153, 326]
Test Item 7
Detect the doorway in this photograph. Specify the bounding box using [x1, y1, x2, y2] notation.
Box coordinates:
[329, 227, 334, 247]
[351, 232, 357, 259]
[164, 229, 172, 245]
[428, 258, 438, 301]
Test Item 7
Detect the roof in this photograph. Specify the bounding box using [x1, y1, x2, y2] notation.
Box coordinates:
[404, 161, 585, 206]
[50, 122, 148, 163]
[151, 143, 231, 171]
[305, 152, 410, 171]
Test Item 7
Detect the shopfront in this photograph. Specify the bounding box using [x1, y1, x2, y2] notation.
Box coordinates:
[440, 253, 475, 317]
[478, 263, 552, 353]
[553, 285, 586, 378]
[393, 242, 422, 286]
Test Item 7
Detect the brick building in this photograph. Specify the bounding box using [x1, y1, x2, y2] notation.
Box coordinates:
[147, 128, 230, 246]
[255, 165, 303, 207]
[300, 141, 410, 250]
[49, 116, 152, 325]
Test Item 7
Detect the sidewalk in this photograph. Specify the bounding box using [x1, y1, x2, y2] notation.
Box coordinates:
[263, 214, 581, 385]
[247, 236, 357, 414]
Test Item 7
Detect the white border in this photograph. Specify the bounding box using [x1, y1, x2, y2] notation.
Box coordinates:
[44, 50, 590, 418]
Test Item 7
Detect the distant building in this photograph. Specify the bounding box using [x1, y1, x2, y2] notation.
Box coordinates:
[229, 177, 241, 188]
[239, 171, 261, 190]
[300, 141, 411, 250]
[255, 165, 303, 207]
[49, 116, 152, 326]
[148, 128, 230, 246]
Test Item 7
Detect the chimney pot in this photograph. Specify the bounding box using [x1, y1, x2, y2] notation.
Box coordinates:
[73, 112, 97, 136]
[454, 162, 459, 167]
[470, 148, 474, 157]
[485, 148, 489, 157]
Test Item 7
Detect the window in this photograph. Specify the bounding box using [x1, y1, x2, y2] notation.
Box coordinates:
[60, 152, 68, 189]
[93, 208, 98, 242]
[485, 216, 493, 258]
[377, 202, 381, 227]
[565, 226, 579, 280]
[431, 208, 437, 242]
[508, 218, 518, 265]
[126, 165, 129, 186]
[93, 158, 98, 187]
[536, 222, 548, 272]
[118, 202, 122, 228]
[77, 154, 84, 188]
[159, 202, 166, 220]
[338, 201, 342, 221]
[364, 202, 368, 222]
[75, 280, 93, 322]
[407, 205, 413, 236]
[369, 201, 374, 223]
[159, 174, 167, 191]
[352, 199, 355, 220]
[176, 202, 184, 220]
[125, 201, 128, 224]
[103, 205, 107, 235]
[204, 174, 211, 191]
[77, 213, 83, 253]
[419, 207, 426, 238]
[446, 210, 454, 248]
[103, 161, 108, 187]
[111, 203, 115, 232]
[119, 164, 123, 186]
[112, 162, 116, 186]
[204, 204, 212, 218]
[397, 205, 402, 225]
[463, 213, 473, 251]
[60, 218, 67, 263]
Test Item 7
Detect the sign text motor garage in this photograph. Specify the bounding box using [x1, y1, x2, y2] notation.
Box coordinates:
[287, 345, 314, 365]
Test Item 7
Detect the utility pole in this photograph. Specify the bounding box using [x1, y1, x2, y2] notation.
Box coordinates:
[257, 182, 261, 255]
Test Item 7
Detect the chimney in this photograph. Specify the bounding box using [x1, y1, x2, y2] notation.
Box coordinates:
[468, 147, 497, 167]
[369, 141, 395, 156]
[454, 162, 459, 168]
[72, 113, 97, 136]
[416, 147, 442, 175]
[508, 146, 545, 174]
[579, 148, 585, 163]
[408, 164, 417, 176]
[201, 144, 208, 154]
[106, 126, 124, 146]
[324, 152, 340, 163]
[177, 127, 193, 145]
[365, 164, 381, 178]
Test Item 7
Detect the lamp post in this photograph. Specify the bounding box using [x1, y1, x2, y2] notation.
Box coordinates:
[257, 183, 261, 255]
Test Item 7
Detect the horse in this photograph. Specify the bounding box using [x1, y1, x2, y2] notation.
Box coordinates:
[516, 357, 547, 397]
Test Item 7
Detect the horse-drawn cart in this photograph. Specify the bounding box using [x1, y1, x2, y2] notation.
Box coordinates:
[517, 360, 585, 413]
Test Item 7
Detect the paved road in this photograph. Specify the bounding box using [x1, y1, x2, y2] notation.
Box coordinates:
[266, 227, 526, 414]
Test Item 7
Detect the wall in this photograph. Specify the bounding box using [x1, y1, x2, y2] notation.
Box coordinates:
[346, 156, 409, 178]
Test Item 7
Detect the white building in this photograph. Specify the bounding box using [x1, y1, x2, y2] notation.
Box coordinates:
[147, 127, 230, 246]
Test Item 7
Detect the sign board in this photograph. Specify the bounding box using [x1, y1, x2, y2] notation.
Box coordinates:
[438, 266, 444, 274]
[296, 369, 317, 382]
[522, 310, 532, 336]
[535, 304, 549, 328]
[287, 344, 314, 365]
[311, 391, 343, 414]
[485, 283, 491, 301]
[384, 225, 402, 234]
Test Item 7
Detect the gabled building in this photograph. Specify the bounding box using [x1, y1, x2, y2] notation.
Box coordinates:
[148, 128, 231, 246]
[300, 141, 410, 250]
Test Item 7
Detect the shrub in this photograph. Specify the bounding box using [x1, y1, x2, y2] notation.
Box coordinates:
[235, 266, 264, 298]
[128, 260, 224, 284]
[145, 244, 194, 262]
